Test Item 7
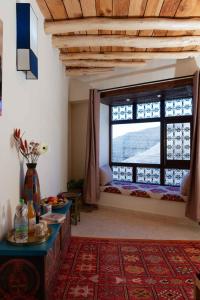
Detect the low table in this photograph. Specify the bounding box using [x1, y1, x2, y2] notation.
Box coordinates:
[0, 201, 72, 300]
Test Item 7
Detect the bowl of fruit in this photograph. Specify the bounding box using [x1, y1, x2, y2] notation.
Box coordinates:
[45, 196, 69, 209]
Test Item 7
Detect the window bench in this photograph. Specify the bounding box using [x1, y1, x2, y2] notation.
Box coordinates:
[99, 181, 187, 218]
[100, 181, 187, 202]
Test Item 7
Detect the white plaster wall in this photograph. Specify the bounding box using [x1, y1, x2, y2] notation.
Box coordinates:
[99, 103, 109, 167]
[0, 0, 69, 238]
[69, 100, 109, 180]
[69, 59, 197, 97]
[89, 59, 197, 90]
[100, 192, 186, 218]
[0, 20, 2, 58]
[69, 78, 91, 102]
[70, 101, 88, 180]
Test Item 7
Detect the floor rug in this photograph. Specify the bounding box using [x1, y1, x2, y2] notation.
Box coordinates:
[51, 237, 200, 299]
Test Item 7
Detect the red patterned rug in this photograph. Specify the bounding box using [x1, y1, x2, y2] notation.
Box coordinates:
[51, 237, 200, 299]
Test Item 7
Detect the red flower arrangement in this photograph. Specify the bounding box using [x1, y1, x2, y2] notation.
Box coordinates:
[13, 128, 48, 163]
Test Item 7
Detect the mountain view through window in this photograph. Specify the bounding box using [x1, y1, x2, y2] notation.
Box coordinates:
[112, 122, 160, 164]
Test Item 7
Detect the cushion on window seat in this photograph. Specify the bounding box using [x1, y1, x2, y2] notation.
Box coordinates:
[99, 165, 113, 186]
[100, 181, 187, 202]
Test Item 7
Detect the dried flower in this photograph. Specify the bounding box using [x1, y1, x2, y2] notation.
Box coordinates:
[37, 143, 48, 155]
[13, 128, 48, 163]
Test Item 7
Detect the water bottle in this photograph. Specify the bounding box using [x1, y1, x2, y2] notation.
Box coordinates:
[14, 199, 28, 243]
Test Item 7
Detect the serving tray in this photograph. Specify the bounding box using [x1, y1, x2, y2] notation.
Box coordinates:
[7, 227, 52, 246]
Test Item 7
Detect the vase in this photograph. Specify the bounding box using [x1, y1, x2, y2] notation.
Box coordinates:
[23, 163, 41, 221]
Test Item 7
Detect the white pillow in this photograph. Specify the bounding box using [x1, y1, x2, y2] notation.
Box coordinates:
[180, 173, 190, 196]
[99, 165, 113, 186]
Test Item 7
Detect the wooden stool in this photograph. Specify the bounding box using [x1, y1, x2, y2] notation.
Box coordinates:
[58, 192, 81, 225]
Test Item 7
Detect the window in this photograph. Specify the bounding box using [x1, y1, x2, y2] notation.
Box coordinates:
[107, 78, 193, 186]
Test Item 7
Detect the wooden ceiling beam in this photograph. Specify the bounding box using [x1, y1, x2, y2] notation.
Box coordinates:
[53, 35, 200, 49]
[45, 17, 200, 34]
[60, 51, 200, 60]
[65, 67, 114, 76]
[63, 60, 146, 68]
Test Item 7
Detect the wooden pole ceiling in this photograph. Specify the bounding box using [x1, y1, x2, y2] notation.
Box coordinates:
[36, 0, 200, 76]
[45, 17, 200, 34]
[65, 68, 115, 76]
[63, 60, 146, 68]
[53, 35, 200, 49]
[60, 51, 200, 60]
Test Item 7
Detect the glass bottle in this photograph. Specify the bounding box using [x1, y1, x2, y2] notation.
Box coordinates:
[14, 199, 28, 243]
[28, 200, 36, 236]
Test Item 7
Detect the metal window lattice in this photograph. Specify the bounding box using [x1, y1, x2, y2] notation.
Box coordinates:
[165, 169, 189, 186]
[166, 123, 190, 160]
[112, 105, 133, 121]
[136, 167, 160, 184]
[165, 98, 192, 117]
[137, 102, 160, 119]
[112, 166, 133, 181]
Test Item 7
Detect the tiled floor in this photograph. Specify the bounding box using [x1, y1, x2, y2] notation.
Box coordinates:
[72, 206, 200, 240]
